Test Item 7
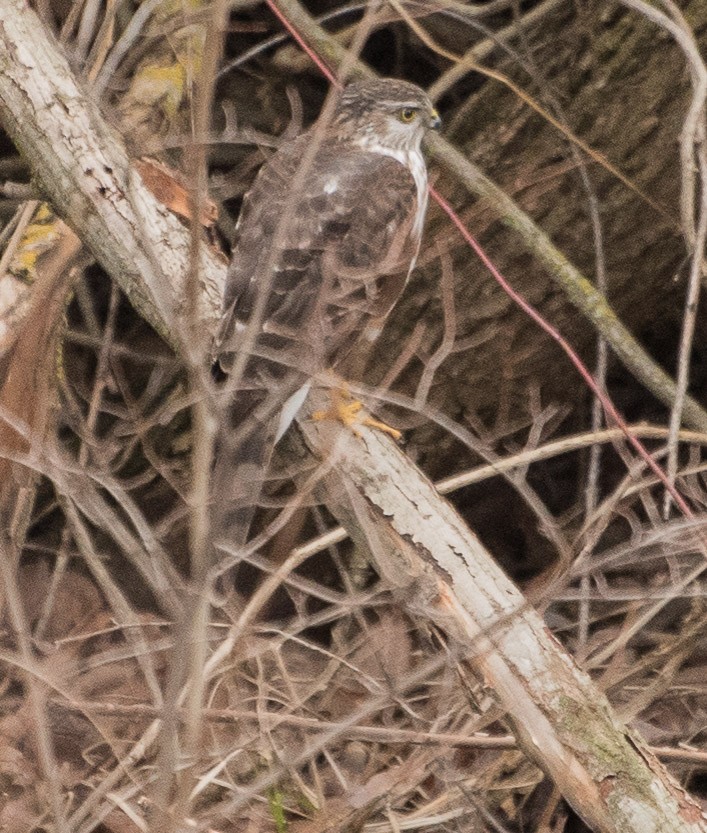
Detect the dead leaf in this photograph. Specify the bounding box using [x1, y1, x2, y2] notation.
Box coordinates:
[135, 157, 218, 227]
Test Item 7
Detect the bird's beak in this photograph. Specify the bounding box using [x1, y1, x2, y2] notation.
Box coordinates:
[429, 109, 442, 131]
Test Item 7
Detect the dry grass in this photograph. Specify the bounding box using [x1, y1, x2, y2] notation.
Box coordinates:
[1, 1, 707, 831]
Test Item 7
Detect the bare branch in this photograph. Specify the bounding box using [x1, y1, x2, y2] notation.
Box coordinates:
[298, 392, 707, 832]
[0, 0, 225, 346]
[2, 3, 707, 831]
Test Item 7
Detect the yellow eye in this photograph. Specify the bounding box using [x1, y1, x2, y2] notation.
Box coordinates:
[398, 107, 417, 123]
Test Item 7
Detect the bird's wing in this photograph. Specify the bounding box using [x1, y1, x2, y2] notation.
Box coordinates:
[213, 135, 421, 550]
[221, 136, 420, 370]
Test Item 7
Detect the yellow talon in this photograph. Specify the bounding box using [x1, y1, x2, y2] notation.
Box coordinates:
[312, 387, 402, 442]
[359, 414, 403, 441]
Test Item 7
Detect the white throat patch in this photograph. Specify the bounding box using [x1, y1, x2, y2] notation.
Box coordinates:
[358, 140, 429, 239]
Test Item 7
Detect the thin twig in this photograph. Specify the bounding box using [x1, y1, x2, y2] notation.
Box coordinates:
[430, 186, 696, 520]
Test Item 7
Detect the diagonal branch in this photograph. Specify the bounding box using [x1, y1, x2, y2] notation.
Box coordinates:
[1, 3, 707, 831]
[258, 0, 707, 434]
[0, 0, 225, 346]
[299, 394, 707, 833]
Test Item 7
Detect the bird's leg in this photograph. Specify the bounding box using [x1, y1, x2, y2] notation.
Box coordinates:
[312, 384, 402, 441]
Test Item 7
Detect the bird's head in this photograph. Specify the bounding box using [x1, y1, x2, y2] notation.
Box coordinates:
[331, 78, 441, 154]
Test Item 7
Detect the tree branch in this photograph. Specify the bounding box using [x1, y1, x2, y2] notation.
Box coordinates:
[299, 391, 707, 832]
[258, 0, 707, 433]
[0, 0, 225, 346]
[1, 3, 706, 831]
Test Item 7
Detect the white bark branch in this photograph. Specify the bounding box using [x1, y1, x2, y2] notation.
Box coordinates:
[301, 397, 707, 832]
[1, 4, 706, 831]
[0, 0, 225, 344]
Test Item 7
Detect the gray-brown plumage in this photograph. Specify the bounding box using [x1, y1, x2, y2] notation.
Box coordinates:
[215, 78, 440, 546]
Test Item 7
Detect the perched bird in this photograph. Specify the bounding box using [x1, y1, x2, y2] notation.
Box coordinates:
[215, 78, 440, 545]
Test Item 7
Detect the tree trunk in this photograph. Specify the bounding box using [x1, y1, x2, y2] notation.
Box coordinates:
[379, 1, 707, 459]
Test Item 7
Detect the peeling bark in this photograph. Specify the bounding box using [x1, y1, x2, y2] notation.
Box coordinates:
[1, 3, 706, 831]
[0, 0, 225, 345]
[299, 390, 707, 833]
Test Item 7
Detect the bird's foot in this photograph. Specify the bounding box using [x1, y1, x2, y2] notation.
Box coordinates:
[312, 387, 402, 442]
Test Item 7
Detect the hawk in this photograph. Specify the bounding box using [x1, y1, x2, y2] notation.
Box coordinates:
[215, 78, 440, 543]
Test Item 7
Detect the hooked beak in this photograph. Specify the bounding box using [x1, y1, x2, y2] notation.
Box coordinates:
[429, 108, 442, 131]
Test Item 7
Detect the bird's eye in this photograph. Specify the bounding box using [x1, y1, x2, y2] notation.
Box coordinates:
[398, 107, 417, 123]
